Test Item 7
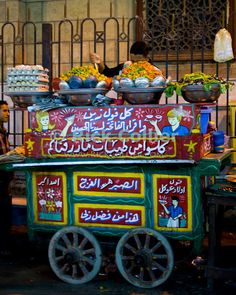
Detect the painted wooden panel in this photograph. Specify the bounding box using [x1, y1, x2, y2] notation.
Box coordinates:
[74, 203, 146, 229]
[153, 175, 192, 232]
[24, 104, 212, 160]
[32, 171, 68, 225]
[73, 171, 145, 197]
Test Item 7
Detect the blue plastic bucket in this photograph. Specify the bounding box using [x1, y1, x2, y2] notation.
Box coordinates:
[200, 107, 212, 134]
[213, 131, 225, 153]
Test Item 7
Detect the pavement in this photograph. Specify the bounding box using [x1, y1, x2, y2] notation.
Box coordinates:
[0, 226, 236, 295]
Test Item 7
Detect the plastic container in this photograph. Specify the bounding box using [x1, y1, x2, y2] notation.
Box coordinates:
[213, 130, 225, 153]
[200, 107, 212, 134]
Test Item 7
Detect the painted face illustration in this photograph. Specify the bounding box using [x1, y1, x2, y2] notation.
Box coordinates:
[168, 116, 179, 126]
[40, 115, 49, 127]
[172, 199, 178, 206]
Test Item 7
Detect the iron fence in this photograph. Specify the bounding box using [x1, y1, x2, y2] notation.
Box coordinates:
[0, 15, 234, 148]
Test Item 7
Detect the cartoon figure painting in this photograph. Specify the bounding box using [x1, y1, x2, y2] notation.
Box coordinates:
[35, 111, 55, 132]
[150, 107, 190, 136]
[154, 175, 191, 231]
[159, 196, 183, 228]
[60, 115, 75, 137]
[34, 110, 75, 137]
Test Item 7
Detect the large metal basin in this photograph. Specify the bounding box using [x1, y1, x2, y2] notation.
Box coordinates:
[5, 92, 51, 108]
[58, 88, 108, 106]
[117, 87, 166, 104]
[181, 84, 221, 103]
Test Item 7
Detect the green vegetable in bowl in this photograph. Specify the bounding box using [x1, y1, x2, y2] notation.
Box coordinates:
[165, 72, 234, 97]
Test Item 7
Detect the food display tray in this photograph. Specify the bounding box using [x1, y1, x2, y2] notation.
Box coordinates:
[58, 88, 108, 106]
[116, 87, 166, 104]
[5, 91, 51, 108]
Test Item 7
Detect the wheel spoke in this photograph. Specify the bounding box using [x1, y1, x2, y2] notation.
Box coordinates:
[79, 263, 89, 276]
[134, 234, 142, 250]
[61, 263, 70, 273]
[82, 248, 95, 255]
[152, 261, 167, 272]
[124, 242, 137, 254]
[61, 233, 72, 248]
[121, 255, 134, 261]
[73, 232, 79, 247]
[144, 234, 150, 249]
[72, 264, 78, 278]
[147, 268, 156, 282]
[126, 263, 135, 274]
[152, 254, 168, 260]
[83, 256, 95, 266]
[55, 244, 67, 252]
[139, 267, 144, 280]
[150, 241, 162, 253]
[55, 255, 64, 262]
[79, 237, 88, 249]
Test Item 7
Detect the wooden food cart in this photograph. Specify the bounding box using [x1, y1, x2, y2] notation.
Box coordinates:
[4, 102, 230, 288]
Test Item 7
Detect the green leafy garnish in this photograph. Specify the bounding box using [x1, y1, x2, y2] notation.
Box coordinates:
[164, 72, 234, 97]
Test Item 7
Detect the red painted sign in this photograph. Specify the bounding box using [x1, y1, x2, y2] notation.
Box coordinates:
[75, 174, 142, 194]
[40, 136, 176, 158]
[25, 105, 212, 160]
[78, 207, 142, 226]
[32, 172, 67, 224]
[29, 105, 197, 136]
[25, 132, 211, 161]
[153, 175, 192, 231]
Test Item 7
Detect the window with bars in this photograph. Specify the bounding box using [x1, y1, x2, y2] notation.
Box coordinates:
[146, 0, 228, 59]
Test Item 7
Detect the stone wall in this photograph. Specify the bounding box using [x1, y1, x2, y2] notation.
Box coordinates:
[1, 1, 236, 108]
[0, 0, 137, 75]
[0, 0, 135, 22]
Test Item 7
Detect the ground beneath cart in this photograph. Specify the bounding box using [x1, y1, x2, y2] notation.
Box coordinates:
[0, 226, 235, 295]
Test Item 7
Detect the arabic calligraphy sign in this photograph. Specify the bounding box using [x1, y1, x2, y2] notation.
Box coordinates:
[73, 172, 144, 197]
[25, 105, 212, 160]
[42, 136, 176, 157]
[153, 175, 192, 232]
[32, 172, 68, 225]
[74, 204, 145, 228]
[29, 105, 197, 136]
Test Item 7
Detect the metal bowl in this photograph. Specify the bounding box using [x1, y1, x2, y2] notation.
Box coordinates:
[117, 87, 166, 104]
[58, 88, 108, 106]
[5, 92, 51, 108]
[181, 84, 221, 103]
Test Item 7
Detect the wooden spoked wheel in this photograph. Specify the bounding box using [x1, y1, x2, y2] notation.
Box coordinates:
[48, 226, 102, 284]
[115, 228, 174, 288]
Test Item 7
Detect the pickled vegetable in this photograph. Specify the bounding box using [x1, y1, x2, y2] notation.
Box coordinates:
[60, 65, 107, 83]
[165, 71, 234, 97]
[117, 61, 164, 82]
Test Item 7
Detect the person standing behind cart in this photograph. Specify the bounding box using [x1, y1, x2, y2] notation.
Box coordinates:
[89, 41, 152, 77]
[0, 100, 12, 256]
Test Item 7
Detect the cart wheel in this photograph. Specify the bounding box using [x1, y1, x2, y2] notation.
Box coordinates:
[115, 228, 174, 288]
[48, 226, 102, 284]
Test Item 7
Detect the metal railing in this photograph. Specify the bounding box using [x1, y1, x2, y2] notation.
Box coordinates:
[0, 16, 234, 148]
